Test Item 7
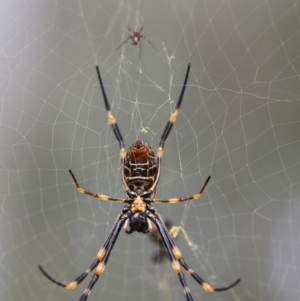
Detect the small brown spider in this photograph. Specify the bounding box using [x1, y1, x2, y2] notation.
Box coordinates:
[115, 26, 157, 58]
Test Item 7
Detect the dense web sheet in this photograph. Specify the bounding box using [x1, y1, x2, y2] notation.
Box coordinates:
[1, 0, 300, 300]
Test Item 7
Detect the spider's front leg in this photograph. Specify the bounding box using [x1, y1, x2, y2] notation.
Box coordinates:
[148, 64, 191, 195]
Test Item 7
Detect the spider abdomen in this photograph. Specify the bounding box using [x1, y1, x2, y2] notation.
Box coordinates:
[124, 141, 158, 192]
[128, 212, 149, 233]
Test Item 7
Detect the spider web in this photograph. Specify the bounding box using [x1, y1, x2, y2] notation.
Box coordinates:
[1, 0, 300, 300]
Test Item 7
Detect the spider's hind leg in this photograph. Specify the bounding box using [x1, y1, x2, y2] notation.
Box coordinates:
[96, 66, 129, 192]
[156, 214, 241, 293]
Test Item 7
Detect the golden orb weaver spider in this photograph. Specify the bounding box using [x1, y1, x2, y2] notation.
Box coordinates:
[39, 64, 240, 301]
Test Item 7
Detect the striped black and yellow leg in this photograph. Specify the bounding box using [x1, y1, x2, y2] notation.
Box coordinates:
[152, 176, 211, 204]
[157, 214, 241, 292]
[96, 66, 129, 192]
[39, 259, 99, 290]
[79, 274, 98, 301]
[39, 213, 126, 298]
[148, 213, 194, 301]
[149, 64, 191, 193]
[79, 214, 126, 301]
[69, 169, 126, 203]
[179, 258, 241, 292]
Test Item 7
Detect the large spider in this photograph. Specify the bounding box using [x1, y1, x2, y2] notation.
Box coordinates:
[39, 64, 240, 301]
[115, 25, 157, 58]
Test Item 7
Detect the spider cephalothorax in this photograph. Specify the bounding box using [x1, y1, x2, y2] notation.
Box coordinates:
[39, 64, 240, 301]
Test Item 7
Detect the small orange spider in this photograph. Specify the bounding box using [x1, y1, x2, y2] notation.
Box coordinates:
[116, 26, 157, 58]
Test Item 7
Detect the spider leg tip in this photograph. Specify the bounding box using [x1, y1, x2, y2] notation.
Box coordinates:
[205, 175, 211, 183]
[230, 277, 241, 289]
[213, 277, 241, 292]
[235, 277, 242, 284]
[38, 265, 47, 275]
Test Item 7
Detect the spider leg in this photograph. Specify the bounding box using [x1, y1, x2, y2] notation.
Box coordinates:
[157, 214, 241, 292]
[152, 176, 211, 204]
[96, 66, 130, 192]
[142, 36, 158, 52]
[149, 64, 191, 193]
[79, 215, 125, 301]
[115, 35, 131, 51]
[139, 42, 142, 59]
[69, 169, 126, 203]
[180, 257, 241, 292]
[39, 260, 98, 290]
[147, 212, 194, 301]
[39, 213, 126, 300]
